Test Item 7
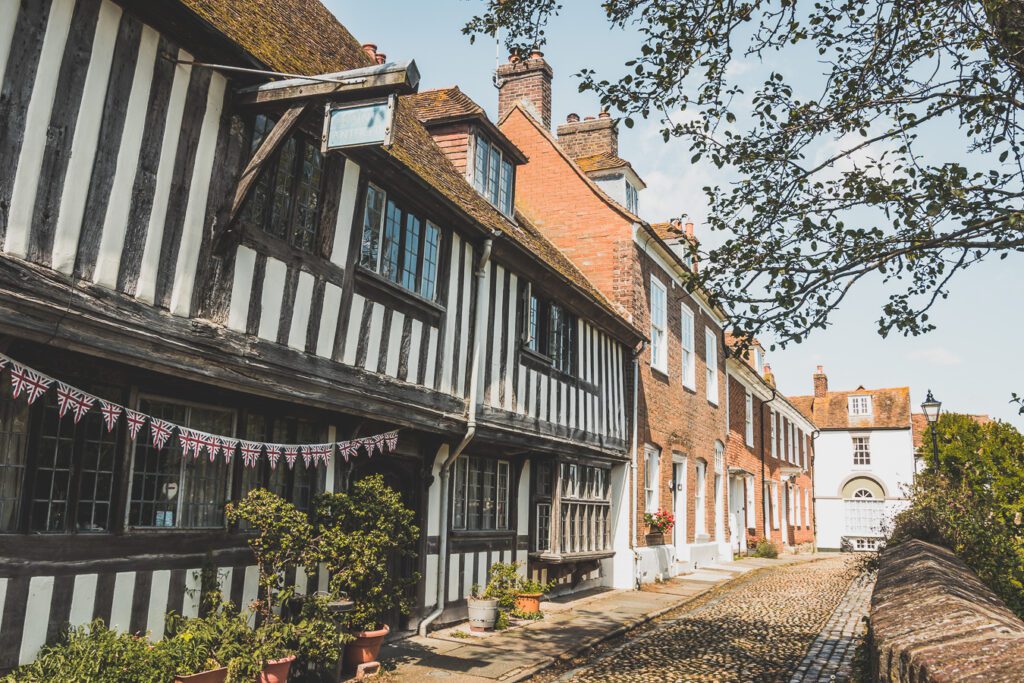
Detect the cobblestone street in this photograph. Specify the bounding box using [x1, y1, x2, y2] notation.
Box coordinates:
[548, 556, 866, 683]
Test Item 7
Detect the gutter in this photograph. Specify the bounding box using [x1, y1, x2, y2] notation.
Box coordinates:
[419, 237, 494, 637]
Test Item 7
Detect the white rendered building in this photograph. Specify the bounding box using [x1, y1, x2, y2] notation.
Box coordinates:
[792, 367, 915, 551]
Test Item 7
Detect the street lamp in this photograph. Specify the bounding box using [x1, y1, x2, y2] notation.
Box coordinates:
[921, 390, 942, 464]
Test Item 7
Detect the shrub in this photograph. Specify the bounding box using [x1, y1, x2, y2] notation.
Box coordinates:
[752, 539, 779, 558]
[480, 562, 556, 628]
[312, 474, 420, 633]
[887, 415, 1024, 618]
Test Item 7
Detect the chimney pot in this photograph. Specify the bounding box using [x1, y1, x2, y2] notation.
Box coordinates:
[362, 43, 377, 60]
[529, 50, 544, 60]
[375, 52, 386, 65]
[685, 222, 694, 238]
[598, 110, 611, 119]
[567, 113, 580, 123]
[508, 51, 520, 63]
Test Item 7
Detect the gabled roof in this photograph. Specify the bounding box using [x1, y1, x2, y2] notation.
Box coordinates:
[175, 0, 635, 340]
[407, 87, 528, 164]
[791, 386, 912, 430]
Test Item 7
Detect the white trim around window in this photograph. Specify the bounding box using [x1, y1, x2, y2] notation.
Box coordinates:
[680, 303, 695, 389]
[705, 327, 718, 404]
[650, 276, 668, 374]
[744, 390, 754, 447]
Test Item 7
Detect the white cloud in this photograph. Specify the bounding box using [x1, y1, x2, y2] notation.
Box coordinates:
[907, 347, 962, 367]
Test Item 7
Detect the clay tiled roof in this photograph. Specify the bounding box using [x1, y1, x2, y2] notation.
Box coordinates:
[791, 386, 912, 430]
[576, 152, 632, 174]
[912, 413, 991, 449]
[407, 87, 484, 123]
[176, 0, 632, 337]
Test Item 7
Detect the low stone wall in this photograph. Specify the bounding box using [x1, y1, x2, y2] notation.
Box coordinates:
[870, 539, 1024, 682]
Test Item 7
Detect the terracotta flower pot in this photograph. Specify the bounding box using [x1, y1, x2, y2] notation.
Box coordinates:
[514, 592, 543, 614]
[259, 655, 296, 683]
[344, 624, 390, 671]
[174, 666, 228, 683]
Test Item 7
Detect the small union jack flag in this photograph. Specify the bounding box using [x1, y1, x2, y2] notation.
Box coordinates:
[221, 438, 237, 463]
[200, 433, 220, 462]
[178, 429, 202, 459]
[0, 355, 9, 373]
[384, 430, 398, 452]
[337, 441, 355, 462]
[125, 410, 147, 440]
[361, 436, 377, 458]
[371, 433, 386, 456]
[99, 400, 122, 433]
[285, 447, 299, 469]
[266, 445, 282, 469]
[10, 364, 52, 405]
[240, 441, 263, 468]
[150, 418, 173, 450]
[318, 444, 332, 465]
[56, 383, 96, 424]
[302, 446, 313, 468]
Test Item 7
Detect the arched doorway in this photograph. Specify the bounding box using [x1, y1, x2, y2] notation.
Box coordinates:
[842, 476, 884, 550]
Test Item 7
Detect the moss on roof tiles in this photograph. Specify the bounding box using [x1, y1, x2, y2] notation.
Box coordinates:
[177, 0, 631, 333]
[407, 87, 484, 122]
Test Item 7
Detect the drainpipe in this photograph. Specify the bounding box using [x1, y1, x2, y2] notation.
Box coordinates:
[419, 236, 493, 637]
[810, 428, 820, 553]
[629, 340, 646, 589]
[760, 389, 778, 542]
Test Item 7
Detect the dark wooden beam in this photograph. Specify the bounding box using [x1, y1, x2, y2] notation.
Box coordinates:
[235, 61, 420, 107]
[212, 102, 308, 253]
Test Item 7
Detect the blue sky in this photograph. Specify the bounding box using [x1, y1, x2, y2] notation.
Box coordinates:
[329, 0, 1023, 426]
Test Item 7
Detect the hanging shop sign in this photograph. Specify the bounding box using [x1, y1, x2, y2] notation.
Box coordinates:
[0, 352, 398, 469]
[322, 94, 396, 151]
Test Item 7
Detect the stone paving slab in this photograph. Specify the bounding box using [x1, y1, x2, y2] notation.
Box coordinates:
[376, 554, 824, 682]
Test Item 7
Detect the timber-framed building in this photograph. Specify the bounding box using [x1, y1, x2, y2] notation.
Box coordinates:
[0, 0, 641, 667]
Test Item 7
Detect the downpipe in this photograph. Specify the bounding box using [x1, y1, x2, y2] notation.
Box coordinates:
[418, 237, 493, 637]
[630, 340, 646, 590]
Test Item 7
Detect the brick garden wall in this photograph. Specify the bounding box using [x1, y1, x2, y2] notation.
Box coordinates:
[870, 539, 1024, 682]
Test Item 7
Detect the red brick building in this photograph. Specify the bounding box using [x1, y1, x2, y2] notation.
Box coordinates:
[497, 53, 739, 579]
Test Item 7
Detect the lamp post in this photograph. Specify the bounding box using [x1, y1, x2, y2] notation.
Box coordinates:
[921, 390, 942, 465]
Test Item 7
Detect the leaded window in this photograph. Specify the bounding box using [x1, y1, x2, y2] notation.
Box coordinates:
[359, 183, 443, 300]
[523, 291, 577, 375]
[560, 463, 611, 553]
[452, 456, 510, 531]
[128, 399, 234, 529]
[243, 114, 324, 252]
[0, 380, 28, 531]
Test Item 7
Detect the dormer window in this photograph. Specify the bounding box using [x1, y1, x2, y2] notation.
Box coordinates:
[849, 395, 872, 416]
[625, 181, 639, 214]
[473, 133, 514, 216]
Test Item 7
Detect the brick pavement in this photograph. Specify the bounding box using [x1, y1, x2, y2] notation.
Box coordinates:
[558, 555, 861, 683]
[790, 570, 875, 682]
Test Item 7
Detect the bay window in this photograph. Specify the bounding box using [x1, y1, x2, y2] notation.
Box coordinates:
[359, 183, 442, 301]
[560, 463, 611, 553]
[242, 114, 324, 252]
[473, 134, 515, 216]
[452, 456, 510, 531]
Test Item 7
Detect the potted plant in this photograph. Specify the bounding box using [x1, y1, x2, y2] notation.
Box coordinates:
[312, 475, 420, 670]
[644, 509, 675, 545]
[467, 584, 499, 632]
[513, 577, 552, 616]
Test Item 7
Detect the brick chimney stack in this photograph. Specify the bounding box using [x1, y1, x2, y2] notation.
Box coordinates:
[763, 363, 776, 388]
[556, 109, 618, 160]
[813, 365, 828, 398]
[497, 51, 553, 129]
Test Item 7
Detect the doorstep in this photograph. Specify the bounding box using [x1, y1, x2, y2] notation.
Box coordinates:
[375, 555, 828, 682]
